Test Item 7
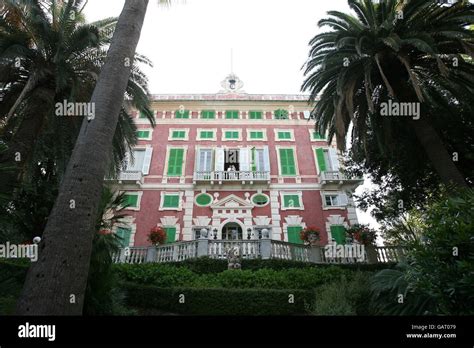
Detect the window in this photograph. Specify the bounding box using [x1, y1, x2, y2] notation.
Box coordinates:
[251, 148, 266, 172]
[287, 226, 303, 244]
[124, 148, 153, 175]
[249, 111, 263, 119]
[201, 110, 215, 119]
[283, 195, 301, 208]
[277, 131, 291, 140]
[223, 130, 241, 140]
[250, 131, 263, 139]
[136, 130, 151, 140]
[139, 110, 148, 119]
[163, 195, 180, 208]
[175, 110, 190, 119]
[225, 110, 239, 119]
[167, 149, 184, 176]
[198, 130, 215, 140]
[315, 148, 340, 173]
[169, 129, 189, 141]
[279, 148, 296, 175]
[196, 149, 213, 172]
[274, 109, 289, 120]
[123, 193, 139, 208]
[330, 225, 346, 245]
[195, 193, 213, 206]
[164, 227, 176, 243]
[323, 193, 348, 208]
[247, 129, 266, 141]
[251, 194, 269, 206]
[313, 132, 324, 140]
[116, 227, 132, 247]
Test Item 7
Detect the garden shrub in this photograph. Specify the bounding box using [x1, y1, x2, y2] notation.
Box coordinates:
[308, 272, 373, 315]
[120, 282, 314, 315]
[0, 259, 30, 315]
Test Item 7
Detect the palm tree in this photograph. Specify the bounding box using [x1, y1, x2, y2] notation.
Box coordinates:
[0, 0, 155, 193]
[302, 0, 474, 187]
[16, 0, 152, 315]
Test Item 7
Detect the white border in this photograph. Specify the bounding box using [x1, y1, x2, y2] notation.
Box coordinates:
[279, 191, 304, 211]
[168, 128, 190, 141]
[159, 191, 184, 211]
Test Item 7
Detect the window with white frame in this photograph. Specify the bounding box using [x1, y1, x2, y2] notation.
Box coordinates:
[247, 129, 267, 141]
[123, 148, 153, 175]
[222, 129, 242, 141]
[159, 192, 183, 211]
[323, 192, 348, 208]
[274, 129, 295, 141]
[168, 129, 189, 141]
[280, 191, 304, 210]
[197, 129, 217, 141]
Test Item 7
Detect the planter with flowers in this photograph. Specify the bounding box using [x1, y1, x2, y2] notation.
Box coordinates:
[148, 226, 167, 246]
[299, 226, 321, 246]
[345, 224, 378, 263]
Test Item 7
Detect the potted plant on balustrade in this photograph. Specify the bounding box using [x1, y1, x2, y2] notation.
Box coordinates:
[300, 226, 321, 246]
[148, 226, 167, 246]
[345, 224, 378, 263]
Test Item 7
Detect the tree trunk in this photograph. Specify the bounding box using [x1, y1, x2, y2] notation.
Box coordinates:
[15, 0, 149, 315]
[411, 118, 467, 188]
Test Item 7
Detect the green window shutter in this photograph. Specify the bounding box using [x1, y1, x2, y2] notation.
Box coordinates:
[279, 149, 296, 175]
[139, 111, 147, 118]
[175, 110, 189, 119]
[164, 227, 176, 243]
[116, 227, 132, 247]
[225, 110, 239, 119]
[172, 131, 185, 139]
[283, 195, 300, 208]
[330, 225, 346, 245]
[316, 148, 327, 172]
[124, 194, 138, 208]
[201, 110, 215, 119]
[249, 111, 262, 119]
[287, 226, 303, 244]
[278, 132, 291, 140]
[275, 109, 288, 119]
[200, 131, 214, 139]
[313, 132, 323, 140]
[250, 132, 263, 139]
[167, 149, 184, 176]
[163, 195, 180, 208]
[196, 194, 212, 206]
[225, 131, 239, 139]
[137, 130, 150, 139]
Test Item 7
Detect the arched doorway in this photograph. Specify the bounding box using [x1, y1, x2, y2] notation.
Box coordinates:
[221, 222, 243, 240]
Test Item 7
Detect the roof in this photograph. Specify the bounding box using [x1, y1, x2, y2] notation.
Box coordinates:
[150, 93, 312, 102]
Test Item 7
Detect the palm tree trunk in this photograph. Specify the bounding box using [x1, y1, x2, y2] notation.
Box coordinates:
[411, 118, 467, 188]
[15, 0, 149, 315]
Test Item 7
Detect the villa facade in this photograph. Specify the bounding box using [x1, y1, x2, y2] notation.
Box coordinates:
[109, 74, 363, 248]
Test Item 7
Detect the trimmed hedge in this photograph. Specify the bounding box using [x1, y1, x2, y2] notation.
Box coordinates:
[114, 263, 356, 290]
[121, 282, 314, 315]
[153, 257, 397, 273]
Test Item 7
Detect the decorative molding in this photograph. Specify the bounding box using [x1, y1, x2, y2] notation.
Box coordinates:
[193, 216, 212, 227]
[253, 216, 272, 226]
[160, 216, 179, 226]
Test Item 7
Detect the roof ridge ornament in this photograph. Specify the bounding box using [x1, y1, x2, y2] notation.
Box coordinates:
[219, 73, 245, 94]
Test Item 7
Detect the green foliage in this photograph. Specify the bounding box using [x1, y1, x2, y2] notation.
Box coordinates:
[308, 272, 372, 315]
[120, 282, 314, 315]
[371, 189, 474, 315]
[114, 262, 357, 290]
[0, 259, 29, 315]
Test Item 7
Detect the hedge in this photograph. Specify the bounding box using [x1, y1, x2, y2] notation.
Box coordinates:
[120, 282, 314, 315]
[151, 257, 397, 273]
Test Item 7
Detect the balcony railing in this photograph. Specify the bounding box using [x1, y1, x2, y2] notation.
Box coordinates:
[113, 240, 408, 265]
[193, 171, 270, 184]
[320, 171, 363, 185]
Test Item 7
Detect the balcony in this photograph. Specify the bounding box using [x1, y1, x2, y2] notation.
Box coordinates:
[320, 171, 363, 187]
[193, 171, 270, 185]
[106, 170, 143, 185]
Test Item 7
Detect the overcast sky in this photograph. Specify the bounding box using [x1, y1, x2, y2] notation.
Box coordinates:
[83, 0, 379, 230]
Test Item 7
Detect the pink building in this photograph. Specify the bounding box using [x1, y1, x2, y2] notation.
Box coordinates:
[110, 74, 363, 249]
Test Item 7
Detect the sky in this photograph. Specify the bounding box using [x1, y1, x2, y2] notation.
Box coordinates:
[83, 0, 379, 229]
